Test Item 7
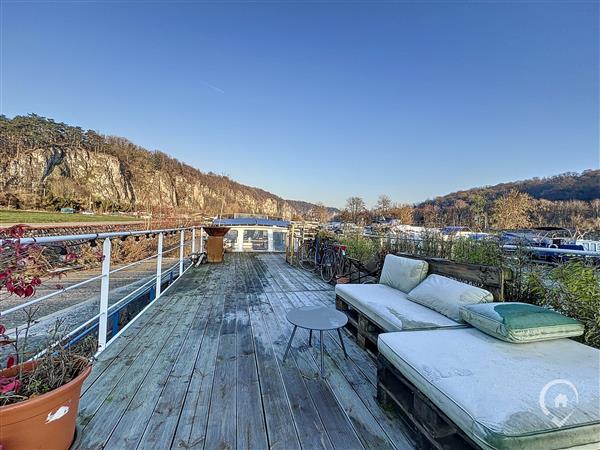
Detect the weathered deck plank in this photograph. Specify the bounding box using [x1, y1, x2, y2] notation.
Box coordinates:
[247, 293, 302, 450]
[266, 291, 364, 450]
[236, 294, 269, 450]
[75, 253, 414, 450]
[135, 288, 218, 448]
[171, 294, 224, 449]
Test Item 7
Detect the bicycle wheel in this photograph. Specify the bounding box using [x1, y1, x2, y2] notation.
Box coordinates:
[301, 245, 316, 271]
[333, 251, 347, 279]
[320, 248, 335, 283]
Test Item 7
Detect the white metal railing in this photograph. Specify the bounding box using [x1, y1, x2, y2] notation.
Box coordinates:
[0, 226, 206, 356]
[502, 244, 600, 257]
[372, 234, 600, 258]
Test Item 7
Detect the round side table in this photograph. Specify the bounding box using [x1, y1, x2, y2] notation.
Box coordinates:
[283, 305, 348, 377]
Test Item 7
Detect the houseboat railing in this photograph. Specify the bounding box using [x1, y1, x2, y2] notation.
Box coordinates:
[0, 226, 205, 357]
[502, 244, 600, 257]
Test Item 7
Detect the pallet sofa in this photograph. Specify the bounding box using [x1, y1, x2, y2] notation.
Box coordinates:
[335, 254, 508, 354]
[377, 327, 600, 450]
[335, 254, 600, 449]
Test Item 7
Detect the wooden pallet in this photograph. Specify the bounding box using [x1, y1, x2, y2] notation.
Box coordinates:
[335, 294, 382, 355]
[377, 353, 479, 450]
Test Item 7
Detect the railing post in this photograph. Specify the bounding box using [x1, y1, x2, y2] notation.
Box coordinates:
[191, 228, 196, 253]
[179, 230, 184, 276]
[156, 232, 164, 298]
[267, 229, 274, 252]
[199, 227, 204, 253]
[237, 228, 244, 252]
[97, 238, 111, 353]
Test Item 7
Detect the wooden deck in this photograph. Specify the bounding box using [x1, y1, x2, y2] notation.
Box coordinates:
[76, 253, 415, 450]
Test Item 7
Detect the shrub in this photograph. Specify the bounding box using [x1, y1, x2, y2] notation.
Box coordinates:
[339, 233, 379, 264]
[526, 260, 600, 348]
[452, 237, 503, 266]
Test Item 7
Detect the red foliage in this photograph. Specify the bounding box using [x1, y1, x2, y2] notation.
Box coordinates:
[0, 224, 79, 299]
[5, 224, 27, 239]
[0, 376, 20, 394]
[6, 355, 15, 369]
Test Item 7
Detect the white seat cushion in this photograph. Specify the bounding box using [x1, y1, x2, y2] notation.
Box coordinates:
[378, 329, 600, 450]
[379, 254, 428, 293]
[407, 274, 493, 322]
[335, 283, 460, 331]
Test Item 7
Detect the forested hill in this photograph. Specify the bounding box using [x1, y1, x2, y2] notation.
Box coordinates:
[0, 114, 333, 218]
[422, 171, 600, 207]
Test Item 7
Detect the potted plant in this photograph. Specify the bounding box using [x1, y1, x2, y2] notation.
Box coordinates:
[0, 225, 94, 450]
[0, 328, 92, 449]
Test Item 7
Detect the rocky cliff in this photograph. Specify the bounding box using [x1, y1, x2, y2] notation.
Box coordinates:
[0, 115, 326, 218]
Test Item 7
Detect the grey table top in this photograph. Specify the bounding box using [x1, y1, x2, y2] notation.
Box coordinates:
[286, 306, 348, 331]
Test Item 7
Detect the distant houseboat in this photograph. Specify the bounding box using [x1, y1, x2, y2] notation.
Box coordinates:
[212, 215, 290, 252]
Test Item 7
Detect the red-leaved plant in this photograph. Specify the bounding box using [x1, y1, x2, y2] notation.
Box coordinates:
[0, 224, 87, 402]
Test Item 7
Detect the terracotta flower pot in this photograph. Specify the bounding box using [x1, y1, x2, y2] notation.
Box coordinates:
[0, 357, 91, 450]
[336, 276, 350, 284]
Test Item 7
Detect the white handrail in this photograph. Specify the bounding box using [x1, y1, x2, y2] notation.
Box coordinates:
[502, 245, 600, 257]
[1, 225, 204, 355]
[41, 257, 184, 358]
[0, 226, 201, 245]
[104, 258, 194, 352]
[0, 274, 105, 317]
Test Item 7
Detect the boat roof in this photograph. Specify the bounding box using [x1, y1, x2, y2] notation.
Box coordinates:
[212, 217, 290, 227]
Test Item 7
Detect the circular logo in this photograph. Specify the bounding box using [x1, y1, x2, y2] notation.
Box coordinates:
[539, 379, 579, 427]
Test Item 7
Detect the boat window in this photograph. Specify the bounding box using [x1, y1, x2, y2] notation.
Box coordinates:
[244, 230, 268, 251]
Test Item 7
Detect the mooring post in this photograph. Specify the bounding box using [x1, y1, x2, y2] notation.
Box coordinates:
[97, 238, 112, 353]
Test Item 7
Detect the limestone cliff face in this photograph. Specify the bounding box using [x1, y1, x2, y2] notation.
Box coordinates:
[0, 115, 327, 217]
[0, 145, 298, 217]
[1, 147, 135, 203]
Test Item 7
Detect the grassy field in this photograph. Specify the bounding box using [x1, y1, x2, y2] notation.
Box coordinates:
[0, 210, 140, 224]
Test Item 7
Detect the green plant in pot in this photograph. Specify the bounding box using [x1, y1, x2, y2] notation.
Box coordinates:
[0, 225, 93, 450]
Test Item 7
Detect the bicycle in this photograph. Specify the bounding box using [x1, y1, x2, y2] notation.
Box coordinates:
[320, 243, 347, 283]
[298, 235, 324, 271]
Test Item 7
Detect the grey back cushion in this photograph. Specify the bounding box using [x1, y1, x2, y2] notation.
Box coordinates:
[407, 274, 493, 322]
[379, 255, 428, 294]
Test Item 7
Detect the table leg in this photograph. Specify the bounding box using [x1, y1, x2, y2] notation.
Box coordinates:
[309, 329, 312, 347]
[320, 330, 324, 377]
[283, 325, 297, 362]
[337, 328, 348, 358]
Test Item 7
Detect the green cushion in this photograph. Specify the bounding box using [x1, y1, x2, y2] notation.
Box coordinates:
[460, 302, 584, 343]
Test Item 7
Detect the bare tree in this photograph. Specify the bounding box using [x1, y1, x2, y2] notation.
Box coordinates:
[421, 204, 441, 227]
[344, 196, 366, 224]
[389, 203, 414, 224]
[453, 199, 469, 226]
[311, 202, 330, 223]
[491, 190, 534, 229]
[591, 199, 600, 220]
[375, 194, 392, 217]
[469, 194, 487, 230]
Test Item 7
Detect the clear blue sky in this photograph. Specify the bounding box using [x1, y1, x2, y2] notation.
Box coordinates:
[1, 1, 598, 209]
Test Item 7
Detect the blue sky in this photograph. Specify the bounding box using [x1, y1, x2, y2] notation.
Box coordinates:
[1, 1, 598, 208]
